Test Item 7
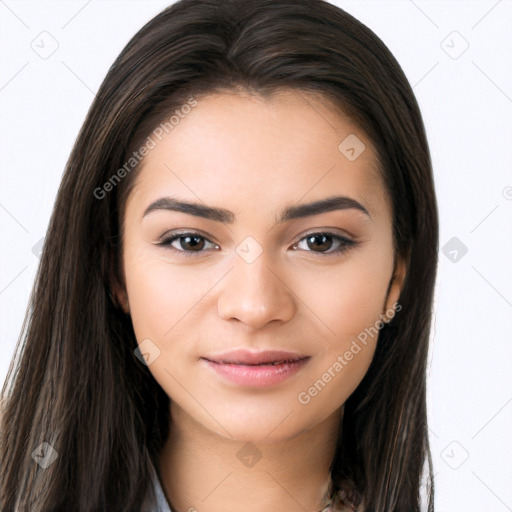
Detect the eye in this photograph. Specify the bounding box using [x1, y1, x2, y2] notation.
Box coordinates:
[291, 232, 357, 256]
[158, 231, 219, 255]
[158, 230, 357, 257]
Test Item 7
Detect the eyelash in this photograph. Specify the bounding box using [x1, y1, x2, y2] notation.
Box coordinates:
[158, 230, 358, 257]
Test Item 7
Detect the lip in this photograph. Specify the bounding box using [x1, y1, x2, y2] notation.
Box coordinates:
[203, 349, 309, 365]
[201, 349, 310, 387]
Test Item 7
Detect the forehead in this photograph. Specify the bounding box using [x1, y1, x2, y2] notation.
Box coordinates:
[128, 89, 390, 223]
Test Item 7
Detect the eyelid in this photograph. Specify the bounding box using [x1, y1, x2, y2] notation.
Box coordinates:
[157, 228, 214, 244]
[294, 227, 355, 243]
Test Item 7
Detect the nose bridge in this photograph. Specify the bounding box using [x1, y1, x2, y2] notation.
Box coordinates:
[217, 242, 295, 328]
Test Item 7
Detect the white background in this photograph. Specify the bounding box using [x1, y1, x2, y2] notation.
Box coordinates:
[1, 1, 511, 510]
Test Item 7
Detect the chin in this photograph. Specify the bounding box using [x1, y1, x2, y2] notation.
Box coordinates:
[211, 421, 309, 445]
[197, 403, 325, 445]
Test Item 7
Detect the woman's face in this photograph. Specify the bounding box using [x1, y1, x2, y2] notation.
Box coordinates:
[117, 89, 405, 442]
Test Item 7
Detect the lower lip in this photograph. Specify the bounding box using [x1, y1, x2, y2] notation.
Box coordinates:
[202, 358, 310, 387]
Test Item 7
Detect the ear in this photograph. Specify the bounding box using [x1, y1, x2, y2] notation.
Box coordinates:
[383, 252, 407, 322]
[108, 251, 130, 315]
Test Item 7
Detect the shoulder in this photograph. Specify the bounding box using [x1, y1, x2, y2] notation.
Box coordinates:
[141, 463, 173, 512]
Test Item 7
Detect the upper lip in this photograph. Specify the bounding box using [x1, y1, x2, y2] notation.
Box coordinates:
[203, 349, 310, 365]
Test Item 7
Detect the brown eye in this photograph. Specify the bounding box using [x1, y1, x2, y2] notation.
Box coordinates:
[306, 233, 333, 252]
[293, 232, 357, 255]
[175, 235, 205, 251]
[159, 232, 219, 255]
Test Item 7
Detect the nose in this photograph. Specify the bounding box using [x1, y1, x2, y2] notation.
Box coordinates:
[217, 248, 296, 329]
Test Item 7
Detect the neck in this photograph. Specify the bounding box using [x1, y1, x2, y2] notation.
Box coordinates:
[158, 403, 343, 512]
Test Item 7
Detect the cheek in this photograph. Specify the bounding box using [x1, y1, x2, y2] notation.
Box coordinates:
[291, 263, 389, 416]
[286, 249, 392, 399]
[289, 251, 392, 345]
[122, 248, 204, 341]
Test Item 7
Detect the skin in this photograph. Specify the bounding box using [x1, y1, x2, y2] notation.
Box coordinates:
[114, 89, 406, 512]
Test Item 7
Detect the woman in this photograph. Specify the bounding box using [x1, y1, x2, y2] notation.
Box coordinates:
[0, 1, 438, 511]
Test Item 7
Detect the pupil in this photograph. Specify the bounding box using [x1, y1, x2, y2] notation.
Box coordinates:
[182, 236, 204, 251]
[307, 234, 332, 252]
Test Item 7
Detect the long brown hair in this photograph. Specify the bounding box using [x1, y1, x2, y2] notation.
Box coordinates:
[1, 1, 438, 510]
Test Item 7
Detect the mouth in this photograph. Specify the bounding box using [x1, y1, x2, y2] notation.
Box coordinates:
[203, 349, 310, 366]
[201, 349, 311, 387]
[206, 357, 308, 366]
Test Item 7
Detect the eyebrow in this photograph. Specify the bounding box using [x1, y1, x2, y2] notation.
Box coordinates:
[142, 195, 371, 223]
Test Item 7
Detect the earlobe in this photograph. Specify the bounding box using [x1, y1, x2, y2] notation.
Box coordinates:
[110, 284, 130, 314]
[383, 255, 407, 323]
[108, 251, 130, 314]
